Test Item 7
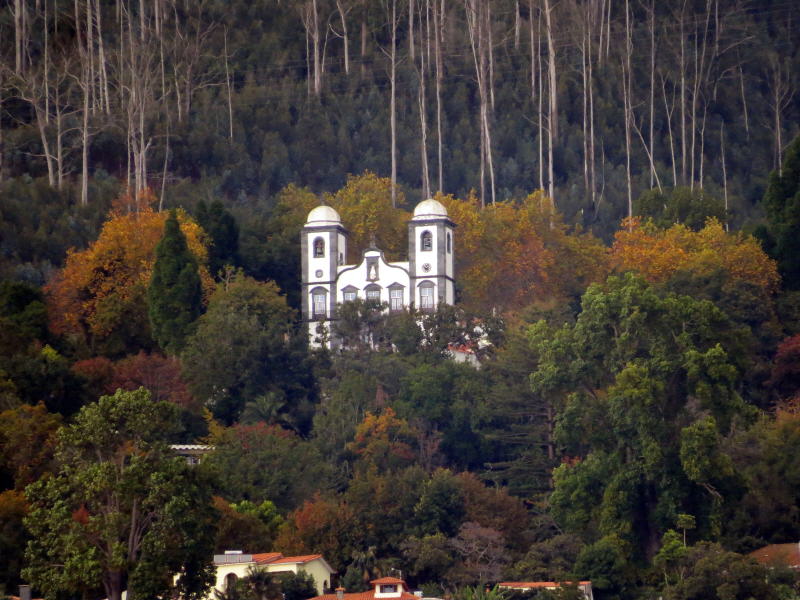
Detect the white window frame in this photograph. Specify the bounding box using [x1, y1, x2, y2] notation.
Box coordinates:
[390, 287, 404, 311]
[419, 283, 434, 310]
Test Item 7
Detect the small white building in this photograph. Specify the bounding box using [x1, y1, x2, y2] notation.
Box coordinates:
[209, 551, 335, 598]
[301, 199, 456, 348]
[308, 576, 420, 600]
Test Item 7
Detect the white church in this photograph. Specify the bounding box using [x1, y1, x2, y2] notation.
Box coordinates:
[301, 198, 456, 347]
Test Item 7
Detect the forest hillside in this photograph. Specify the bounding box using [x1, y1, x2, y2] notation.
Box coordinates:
[1, 2, 800, 600]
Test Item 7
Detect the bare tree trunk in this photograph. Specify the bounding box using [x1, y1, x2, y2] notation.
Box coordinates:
[581, 33, 589, 199]
[649, 0, 656, 188]
[389, 0, 398, 206]
[14, 0, 26, 74]
[662, 74, 677, 187]
[466, 0, 495, 206]
[537, 9, 544, 193]
[622, 0, 633, 219]
[336, 0, 351, 74]
[543, 0, 557, 141]
[361, 14, 368, 76]
[514, 0, 521, 49]
[224, 27, 234, 141]
[679, 1, 687, 185]
[720, 121, 728, 229]
[434, 0, 444, 192]
[409, 0, 415, 61]
[588, 5, 596, 209]
[487, 1, 495, 112]
[301, 0, 322, 96]
[698, 105, 707, 188]
[418, 1, 430, 199]
[738, 63, 749, 139]
[96, 0, 111, 114]
[81, 71, 90, 205]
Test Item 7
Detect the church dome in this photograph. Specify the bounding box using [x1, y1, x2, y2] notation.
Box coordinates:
[412, 198, 448, 220]
[305, 205, 342, 226]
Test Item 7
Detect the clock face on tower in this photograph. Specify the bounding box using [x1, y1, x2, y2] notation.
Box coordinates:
[422, 263, 431, 273]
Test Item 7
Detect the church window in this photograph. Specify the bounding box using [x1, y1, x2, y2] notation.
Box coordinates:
[313, 237, 325, 258]
[421, 230, 433, 251]
[312, 289, 327, 319]
[343, 290, 357, 302]
[390, 287, 404, 311]
[419, 282, 434, 310]
[447, 232, 452, 253]
[366, 285, 381, 302]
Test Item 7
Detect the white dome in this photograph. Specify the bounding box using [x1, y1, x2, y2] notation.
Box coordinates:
[412, 198, 448, 220]
[305, 205, 341, 226]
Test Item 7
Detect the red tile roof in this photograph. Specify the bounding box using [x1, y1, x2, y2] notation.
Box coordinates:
[749, 543, 800, 568]
[272, 554, 324, 564]
[253, 552, 283, 564]
[309, 579, 415, 600]
[499, 582, 592, 589]
[310, 591, 418, 600]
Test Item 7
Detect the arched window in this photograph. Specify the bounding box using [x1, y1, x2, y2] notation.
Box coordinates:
[420, 230, 433, 251]
[447, 232, 452, 254]
[313, 237, 325, 258]
[419, 281, 435, 311]
[224, 574, 238, 593]
[311, 287, 328, 319]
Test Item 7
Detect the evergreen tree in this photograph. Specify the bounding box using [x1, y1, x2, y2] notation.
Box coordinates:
[196, 200, 240, 278]
[760, 134, 800, 290]
[148, 210, 203, 354]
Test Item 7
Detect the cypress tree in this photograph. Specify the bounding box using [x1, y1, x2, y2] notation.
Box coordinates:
[148, 210, 203, 354]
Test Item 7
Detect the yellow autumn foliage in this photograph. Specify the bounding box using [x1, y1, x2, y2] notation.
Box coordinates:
[46, 197, 212, 350]
[611, 217, 780, 294]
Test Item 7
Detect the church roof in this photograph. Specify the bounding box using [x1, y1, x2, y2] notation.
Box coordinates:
[412, 198, 448, 220]
[306, 205, 342, 226]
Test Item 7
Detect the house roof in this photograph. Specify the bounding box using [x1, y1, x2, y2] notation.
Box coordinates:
[308, 577, 416, 600]
[272, 554, 324, 564]
[253, 553, 283, 564]
[310, 590, 417, 600]
[749, 543, 800, 568]
[499, 581, 592, 589]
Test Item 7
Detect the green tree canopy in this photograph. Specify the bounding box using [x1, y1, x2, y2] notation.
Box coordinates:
[182, 272, 314, 426]
[759, 134, 800, 290]
[531, 274, 755, 560]
[196, 200, 240, 278]
[23, 388, 216, 600]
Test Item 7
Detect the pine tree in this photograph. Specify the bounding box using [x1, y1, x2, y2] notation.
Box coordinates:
[148, 210, 203, 354]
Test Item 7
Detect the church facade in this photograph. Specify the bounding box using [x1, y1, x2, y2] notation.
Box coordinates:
[301, 198, 455, 347]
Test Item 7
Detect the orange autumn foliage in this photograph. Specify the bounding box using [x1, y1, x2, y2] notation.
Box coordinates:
[438, 191, 609, 314]
[347, 407, 417, 472]
[273, 492, 355, 567]
[611, 217, 780, 294]
[46, 195, 212, 350]
[326, 171, 410, 262]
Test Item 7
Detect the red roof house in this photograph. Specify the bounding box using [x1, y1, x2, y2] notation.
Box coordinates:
[749, 542, 800, 569]
[309, 577, 419, 600]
